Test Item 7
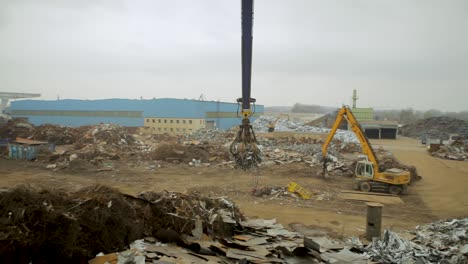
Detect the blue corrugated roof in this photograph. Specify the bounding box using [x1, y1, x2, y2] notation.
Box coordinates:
[10, 98, 264, 129]
[10, 98, 256, 118]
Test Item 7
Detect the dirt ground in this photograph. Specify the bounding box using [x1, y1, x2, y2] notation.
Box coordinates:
[371, 137, 468, 219]
[1, 137, 465, 238]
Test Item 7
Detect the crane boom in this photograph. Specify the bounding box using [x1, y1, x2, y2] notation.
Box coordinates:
[241, 0, 253, 113]
[230, 0, 261, 169]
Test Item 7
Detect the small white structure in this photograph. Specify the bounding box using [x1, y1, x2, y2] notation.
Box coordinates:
[0, 92, 41, 121]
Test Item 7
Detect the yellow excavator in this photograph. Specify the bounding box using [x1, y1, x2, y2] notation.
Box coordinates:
[322, 106, 411, 195]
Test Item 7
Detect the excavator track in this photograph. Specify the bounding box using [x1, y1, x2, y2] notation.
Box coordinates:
[357, 180, 405, 195]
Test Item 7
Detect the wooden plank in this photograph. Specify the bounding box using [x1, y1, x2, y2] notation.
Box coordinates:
[340, 190, 398, 197]
[233, 235, 255, 242]
[338, 193, 403, 205]
[88, 253, 118, 264]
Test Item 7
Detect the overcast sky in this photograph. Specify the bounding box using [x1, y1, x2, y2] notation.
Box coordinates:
[1, 0, 467, 111]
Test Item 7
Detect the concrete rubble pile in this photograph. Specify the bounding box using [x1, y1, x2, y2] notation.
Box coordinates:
[253, 116, 358, 143]
[366, 218, 468, 264]
[401, 116, 468, 140]
[431, 140, 467, 161]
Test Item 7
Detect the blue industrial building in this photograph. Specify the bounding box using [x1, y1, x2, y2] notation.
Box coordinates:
[9, 98, 264, 130]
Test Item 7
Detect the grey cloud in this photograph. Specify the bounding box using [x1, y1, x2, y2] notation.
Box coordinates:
[0, 0, 467, 111]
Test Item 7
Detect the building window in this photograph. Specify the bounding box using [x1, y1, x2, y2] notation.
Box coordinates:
[189, 120, 192, 124]
[183, 128, 186, 132]
[176, 128, 180, 132]
[183, 120, 186, 124]
[158, 119, 161, 123]
[164, 128, 167, 131]
[164, 120, 167, 123]
[170, 120, 173, 123]
[170, 128, 173, 132]
[158, 128, 161, 131]
[152, 119, 155, 123]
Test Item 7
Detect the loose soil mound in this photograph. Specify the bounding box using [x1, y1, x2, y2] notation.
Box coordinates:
[0, 186, 141, 262]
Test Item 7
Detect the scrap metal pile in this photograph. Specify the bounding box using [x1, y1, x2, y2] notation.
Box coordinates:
[253, 116, 358, 143]
[90, 217, 468, 264]
[1, 185, 465, 263]
[186, 127, 360, 175]
[366, 218, 468, 264]
[430, 140, 467, 161]
[1, 121, 416, 177]
[401, 116, 468, 162]
[401, 116, 468, 140]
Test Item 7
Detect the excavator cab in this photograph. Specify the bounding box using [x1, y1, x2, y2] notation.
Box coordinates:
[355, 161, 374, 180]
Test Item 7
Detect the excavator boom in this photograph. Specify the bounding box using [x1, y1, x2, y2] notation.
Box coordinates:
[322, 107, 378, 170]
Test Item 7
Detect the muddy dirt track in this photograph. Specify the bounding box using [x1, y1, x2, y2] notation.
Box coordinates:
[371, 137, 468, 218]
[1, 137, 466, 237]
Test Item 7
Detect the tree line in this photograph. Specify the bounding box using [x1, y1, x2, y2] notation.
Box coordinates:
[287, 103, 468, 124]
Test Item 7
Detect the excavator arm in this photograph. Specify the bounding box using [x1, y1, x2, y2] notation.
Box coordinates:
[322, 106, 379, 175]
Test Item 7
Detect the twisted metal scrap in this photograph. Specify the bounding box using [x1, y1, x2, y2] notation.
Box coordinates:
[230, 118, 262, 170]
